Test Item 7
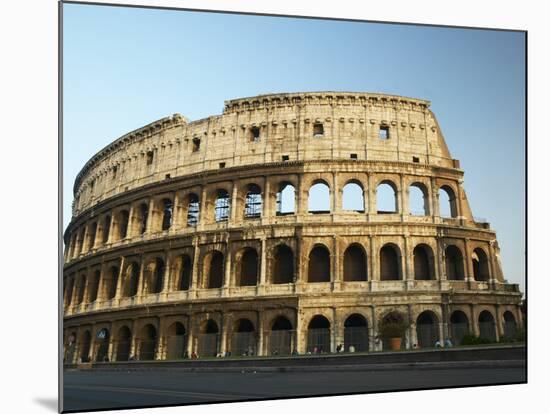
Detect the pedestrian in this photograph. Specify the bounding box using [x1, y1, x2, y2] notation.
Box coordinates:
[444, 338, 453, 347]
[336, 344, 342, 353]
[434, 339, 442, 348]
[349, 345, 355, 353]
[103, 355, 109, 362]
[313, 346, 318, 354]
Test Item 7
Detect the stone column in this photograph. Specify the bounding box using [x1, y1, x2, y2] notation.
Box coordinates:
[367, 174, 377, 220]
[331, 236, 341, 290]
[404, 236, 414, 288]
[258, 238, 267, 295]
[127, 203, 136, 239]
[331, 171, 337, 213]
[256, 313, 264, 356]
[488, 241, 498, 285]
[81, 225, 90, 254]
[370, 236, 378, 288]
[191, 239, 201, 294]
[171, 192, 181, 231]
[430, 177, 440, 222]
[114, 257, 125, 300]
[464, 239, 473, 282]
[145, 198, 156, 234]
[220, 313, 230, 355]
[262, 177, 271, 221]
[297, 174, 306, 216]
[494, 304, 503, 341]
[199, 186, 208, 229]
[223, 244, 232, 295]
[106, 215, 116, 244]
[137, 257, 147, 297]
[162, 252, 171, 294]
[230, 182, 238, 223]
[399, 174, 408, 219]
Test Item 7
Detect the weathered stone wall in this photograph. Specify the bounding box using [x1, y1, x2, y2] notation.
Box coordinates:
[63, 92, 522, 363]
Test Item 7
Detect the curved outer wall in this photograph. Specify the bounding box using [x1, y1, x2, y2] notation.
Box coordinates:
[63, 92, 522, 362]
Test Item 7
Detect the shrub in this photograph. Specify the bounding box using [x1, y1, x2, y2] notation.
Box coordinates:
[460, 333, 494, 345]
[378, 321, 409, 339]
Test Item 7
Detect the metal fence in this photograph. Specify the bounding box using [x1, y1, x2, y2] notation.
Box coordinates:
[231, 332, 257, 356]
[504, 320, 517, 339]
[197, 333, 219, 357]
[307, 328, 330, 353]
[138, 340, 157, 360]
[479, 322, 497, 342]
[417, 323, 439, 348]
[268, 330, 295, 355]
[344, 327, 369, 352]
[113, 340, 131, 361]
[450, 322, 469, 345]
[165, 335, 188, 360]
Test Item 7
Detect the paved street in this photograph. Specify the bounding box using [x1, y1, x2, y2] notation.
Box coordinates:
[63, 363, 525, 412]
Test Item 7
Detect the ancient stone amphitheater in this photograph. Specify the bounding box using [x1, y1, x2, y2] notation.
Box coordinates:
[63, 92, 523, 363]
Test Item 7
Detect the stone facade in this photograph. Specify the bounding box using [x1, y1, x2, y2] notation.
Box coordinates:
[63, 92, 523, 363]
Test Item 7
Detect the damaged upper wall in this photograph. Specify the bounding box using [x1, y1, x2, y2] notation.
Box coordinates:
[71, 92, 457, 216]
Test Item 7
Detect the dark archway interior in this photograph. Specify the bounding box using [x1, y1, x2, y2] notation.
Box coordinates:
[308, 246, 330, 282]
[273, 245, 294, 284]
[344, 245, 367, 281]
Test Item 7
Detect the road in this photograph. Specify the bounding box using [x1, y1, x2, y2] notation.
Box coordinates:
[63, 363, 525, 412]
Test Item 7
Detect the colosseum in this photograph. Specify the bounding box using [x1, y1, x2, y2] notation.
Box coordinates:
[63, 91, 523, 363]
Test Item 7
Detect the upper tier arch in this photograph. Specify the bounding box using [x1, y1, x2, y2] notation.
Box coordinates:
[71, 91, 458, 217]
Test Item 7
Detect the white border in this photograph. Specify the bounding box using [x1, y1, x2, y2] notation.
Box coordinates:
[2, 0, 547, 413]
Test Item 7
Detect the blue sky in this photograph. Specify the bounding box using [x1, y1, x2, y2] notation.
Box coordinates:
[63, 3, 525, 291]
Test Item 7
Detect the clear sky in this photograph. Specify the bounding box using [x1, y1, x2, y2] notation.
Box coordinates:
[63, 3, 525, 292]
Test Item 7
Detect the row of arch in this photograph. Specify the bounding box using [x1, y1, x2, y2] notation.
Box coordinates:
[64, 241, 493, 307]
[66, 179, 460, 261]
[64, 309, 519, 363]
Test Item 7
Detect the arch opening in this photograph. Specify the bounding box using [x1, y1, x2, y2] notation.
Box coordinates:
[445, 245, 465, 280]
[343, 244, 367, 281]
[308, 181, 330, 213]
[413, 244, 434, 280]
[205, 251, 224, 289]
[138, 324, 157, 361]
[269, 316, 294, 356]
[308, 245, 331, 283]
[178, 255, 192, 291]
[472, 248, 490, 281]
[439, 185, 458, 218]
[115, 326, 132, 361]
[409, 183, 429, 216]
[244, 184, 262, 218]
[231, 319, 256, 356]
[237, 248, 259, 286]
[197, 320, 219, 357]
[187, 193, 200, 227]
[380, 244, 401, 281]
[478, 311, 497, 342]
[450, 311, 469, 345]
[276, 182, 295, 215]
[214, 189, 230, 222]
[416, 311, 439, 348]
[166, 322, 187, 360]
[377, 181, 398, 213]
[344, 314, 369, 352]
[307, 315, 331, 353]
[272, 244, 294, 284]
[342, 182, 364, 212]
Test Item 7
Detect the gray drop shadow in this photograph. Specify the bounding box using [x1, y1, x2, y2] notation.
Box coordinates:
[34, 397, 58, 412]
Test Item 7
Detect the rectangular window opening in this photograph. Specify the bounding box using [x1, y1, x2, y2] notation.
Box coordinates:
[146, 151, 154, 165]
[313, 123, 324, 137]
[412, 156, 420, 163]
[165, 174, 171, 179]
[250, 127, 260, 142]
[219, 162, 226, 168]
[379, 126, 389, 140]
[282, 155, 289, 162]
[192, 137, 201, 152]
[350, 153, 358, 160]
